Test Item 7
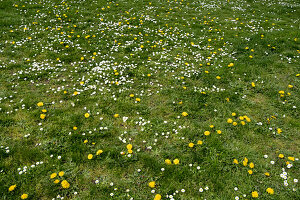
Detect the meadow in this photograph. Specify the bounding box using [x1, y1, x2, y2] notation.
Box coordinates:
[0, 0, 299, 199]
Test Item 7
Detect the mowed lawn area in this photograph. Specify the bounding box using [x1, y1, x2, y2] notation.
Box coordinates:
[0, 0, 299, 199]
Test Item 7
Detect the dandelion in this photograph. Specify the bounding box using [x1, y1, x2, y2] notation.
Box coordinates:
[249, 162, 254, 168]
[59, 171, 64, 177]
[227, 118, 233, 123]
[136, 98, 141, 102]
[233, 159, 239, 164]
[182, 112, 188, 117]
[88, 154, 93, 159]
[8, 185, 16, 191]
[217, 130, 222, 134]
[251, 191, 258, 198]
[266, 188, 274, 194]
[149, 181, 156, 188]
[197, 140, 203, 145]
[50, 173, 57, 179]
[54, 179, 60, 184]
[173, 159, 180, 165]
[96, 150, 103, 155]
[61, 180, 70, 188]
[37, 102, 44, 107]
[165, 159, 172, 165]
[40, 114, 46, 119]
[278, 154, 284, 158]
[114, 114, 119, 118]
[21, 194, 28, 199]
[84, 113, 90, 118]
[154, 194, 161, 200]
[264, 172, 270, 176]
[204, 131, 210, 136]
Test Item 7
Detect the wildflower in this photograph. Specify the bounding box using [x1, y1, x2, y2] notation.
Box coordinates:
[243, 158, 248, 166]
[216, 76, 221, 79]
[278, 154, 284, 158]
[249, 162, 254, 168]
[50, 173, 57, 179]
[136, 98, 141, 102]
[288, 157, 295, 161]
[59, 171, 64, 177]
[264, 172, 270, 176]
[96, 150, 103, 155]
[21, 194, 28, 199]
[40, 114, 46, 119]
[248, 170, 253, 174]
[88, 154, 93, 159]
[61, 180, 70, 188]
[204, 131, 210, 136]
[266, 188, 274, 194]
[251, 191, 258, 198]
[232, 122, 238, 126]
[149, 181, 156, 188]
[188, 143, 194, 148]
[129, 94, 134, 97]
[182, 112, 188, 117]
[154, 194, 161, 200]
[84, 113, 90, 118]
[228, 63, 234, 67]
[126, 144, 132, 150]
[277, 128, 282, 134]
[8, 185, 16, 191]
[114, 114, 119, 118]
[54, 179, 60, 184]
[173, 159, 180, 165]
[232, 113, 236, 116]
[73, 126, 77, 130]
[42, 109, 47, 113]
[197, 140, 203, 145]
[233, 159, 239, 164]
[217, 130, 222, 134]
[37, 102, 44, 107]
[227, 118, 233, 123]
[165, 159, 172, 165]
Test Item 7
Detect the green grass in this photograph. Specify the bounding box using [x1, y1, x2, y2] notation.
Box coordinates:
[0, 0, 299, 199]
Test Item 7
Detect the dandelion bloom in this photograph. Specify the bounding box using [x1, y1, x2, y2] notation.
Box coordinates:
[40, 114, 46, 119]
[84, 113, 90, 118]
[204, 131, 210, 136]
[188, 143, 194, 148]
[165, 159, 172, 165]
[50, 173, 57, 179]
[182, 112, 188, 117]
[149, 181, 156, 188]
[21, 194, 28, 199]
[233, 159, 239, 164]
[154, 194, 162, 200]
[88, 154, 93, 159]
[266, 188, 274, 194]
[61, 180, 70, 188]
[173, 159, 180, 165]
[197, 140, 203, 145]
[96, 150, 103, 155]
[8, 185, 16, 191]
[249, 162, 254, 168]
[37, 102, 43, 107]
[126, 144, 132, 150]
[54, 179, 60, 184]
[278, 154, 284, 158]
[59, 171, 64, 177]
[251, 191, 258, 198]
[114, 114, 119, 118]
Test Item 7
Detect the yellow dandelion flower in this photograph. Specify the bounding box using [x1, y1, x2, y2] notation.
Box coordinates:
[188, 143, 194, 148]
[61, 180, 70, 189]
[165, 159, 172, 165]
[50, 173, 57, 179]
[233, 159, 239, 164]
[182, 112, 188, 117]
[8, 185, 16, 192]
[84, 113, 90, 118]
[266, 188, 274, 195]
[21, 194, 28, 199]
[197, 140, 203, 145]
[88, 154, 93, 160]
[37, 102, 44, 107]
[96, 150, 103, 155]
[204, 131, 210, 136]
[252, 191, 258, 198]
[173, 159, 180, 165]
[59, 171, 64, 177]
[149, 181, 156, 188]
[154, 194, 162, 200]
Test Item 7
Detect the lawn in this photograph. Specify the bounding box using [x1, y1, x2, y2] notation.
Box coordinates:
[0, 0, 299, 199]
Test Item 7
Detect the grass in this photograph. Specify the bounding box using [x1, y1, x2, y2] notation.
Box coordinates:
[0, 0, 299, 199]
